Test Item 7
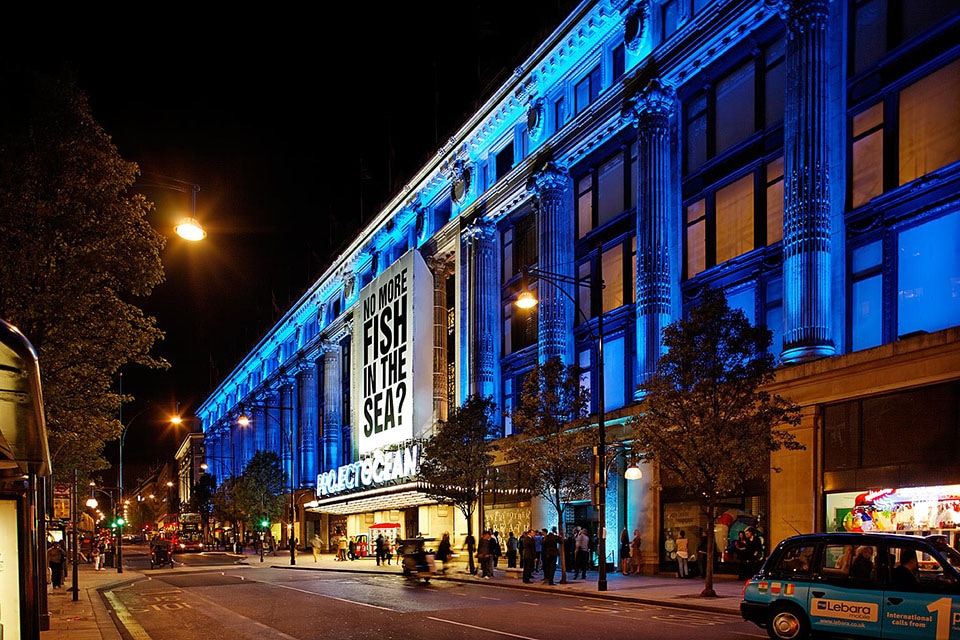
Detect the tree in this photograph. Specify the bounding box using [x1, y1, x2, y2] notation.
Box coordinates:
[503, 356, 594, 584]
[418, 394, 499, 575]
[0, 67, 166, 473]
[628, 286, 803, 597]
[233, 451, 286, 533]
[190, 473, 217, 543]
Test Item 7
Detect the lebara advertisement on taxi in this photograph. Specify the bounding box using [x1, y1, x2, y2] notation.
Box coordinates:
[811, 597, 878, 634]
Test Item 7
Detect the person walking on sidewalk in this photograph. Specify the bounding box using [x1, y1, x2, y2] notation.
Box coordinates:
[92, 543, 103, 571]
[542, 527, 561, 585]
[630, 529, 643, 575]
[675, 530, 690, 578]
[574, 528, 590, 579]
[311, 533, 323, 563]
[48, 542, 66, 589]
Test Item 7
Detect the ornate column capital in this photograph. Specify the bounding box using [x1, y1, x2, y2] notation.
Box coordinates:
[427, 251, 456, 278]
[528, 161, 569, 197]
[629, 78, 675, 130]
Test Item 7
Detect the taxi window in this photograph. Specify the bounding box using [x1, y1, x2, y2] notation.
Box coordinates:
[886, 542, 958, 592]
[771, 541, 815, 577]
[819, 543, 880, 587]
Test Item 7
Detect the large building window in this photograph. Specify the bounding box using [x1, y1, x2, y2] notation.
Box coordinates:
[684, 156, 782, 279]
[576, 236, 635, 319]
[576, 143, 636, 238]
[897, 210, 960, 337]
[574, 65, 601, 115]
[496, 142, 515, 181]
[849, 58, 960, 209]
[851, 0, 957, 76]
[684, 39, 784, 177]
[850, 240, 883, 351]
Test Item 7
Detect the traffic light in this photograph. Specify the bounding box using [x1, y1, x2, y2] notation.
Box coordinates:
[260, 517, 269, 529]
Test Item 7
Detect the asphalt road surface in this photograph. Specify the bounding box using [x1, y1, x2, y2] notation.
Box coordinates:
[104, 555, 765, 640]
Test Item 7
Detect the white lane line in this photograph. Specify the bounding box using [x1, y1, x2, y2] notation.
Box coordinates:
[269, 582, 397, 611]
[426, 616, 541, 639]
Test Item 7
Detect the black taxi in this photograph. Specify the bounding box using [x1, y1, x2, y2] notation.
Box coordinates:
[740, 532, 960, 639]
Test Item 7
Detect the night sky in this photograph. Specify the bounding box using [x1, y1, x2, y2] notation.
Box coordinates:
[10, 3, 576, 482]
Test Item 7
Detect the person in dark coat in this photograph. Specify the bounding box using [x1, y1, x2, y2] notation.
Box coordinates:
[506, 531, 518, 568]
[375, 534, 385, 566]
[520, 530, 537, 583]
[542, 527, 562, 585]
[48, 542, 67, 589]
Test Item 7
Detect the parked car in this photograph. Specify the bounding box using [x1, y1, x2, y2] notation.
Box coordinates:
[741, 532, 960, 639]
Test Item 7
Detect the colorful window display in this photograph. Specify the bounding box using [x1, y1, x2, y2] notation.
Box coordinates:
[826, 484, 960, 534]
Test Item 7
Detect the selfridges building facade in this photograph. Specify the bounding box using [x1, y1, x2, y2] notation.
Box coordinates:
[197, 0, 960, 570]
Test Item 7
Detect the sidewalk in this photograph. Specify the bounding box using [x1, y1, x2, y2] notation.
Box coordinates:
[42, 548, 746, 640]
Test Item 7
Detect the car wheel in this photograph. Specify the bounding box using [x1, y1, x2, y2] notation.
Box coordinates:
[767, 603, 809, 640]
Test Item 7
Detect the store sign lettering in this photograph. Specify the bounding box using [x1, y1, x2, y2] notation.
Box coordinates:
[316, 445, 419, 496]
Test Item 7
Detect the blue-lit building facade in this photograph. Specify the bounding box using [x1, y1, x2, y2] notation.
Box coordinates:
[196, 0, 960, 568]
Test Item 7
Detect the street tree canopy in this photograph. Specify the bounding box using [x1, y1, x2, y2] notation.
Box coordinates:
[0, 67, 167, 473]
[418, 394, 499, 575]
[628, 286, 803, 596]
[504, 356, 594, 580]
[234, 451, 286, 529]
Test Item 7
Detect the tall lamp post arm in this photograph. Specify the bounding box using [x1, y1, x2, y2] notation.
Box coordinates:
[518, 262, 608, 592]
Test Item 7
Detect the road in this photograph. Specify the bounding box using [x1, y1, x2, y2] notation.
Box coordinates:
[107, 547, 764, 640]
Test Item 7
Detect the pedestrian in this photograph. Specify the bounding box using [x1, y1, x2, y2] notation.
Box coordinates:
[463, 532, 477, 575]
[506, 531, 518, 568]
[542, 527, 561, 585]
[575, 527, 590, 579]
[491, 531, 502, 568]
[565, 529, 577, 573]
[436, 532, 452, 574]
[533, 528, 544, 573]
[675, 530, 690, 578]
[619, 527, 631, 574]
[520, 530, 536, 583]
[348, 536, 357, 561]
[477, 530, 494, 578]
[48, 542, 66, 589]
[697, 529, 708, 578]
[630, 529, 643, 575]
[375, 533, 385, 566]
[311, 533, 323, 563]
[91, 543, 103, 571]
[337, 534, 348, 561]
[741, 527, 764, 579]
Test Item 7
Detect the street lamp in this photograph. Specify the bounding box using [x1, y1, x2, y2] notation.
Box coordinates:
[515, 261, 612, 591]
[136, 174, 207, 241]
[237, 403, 297, 566]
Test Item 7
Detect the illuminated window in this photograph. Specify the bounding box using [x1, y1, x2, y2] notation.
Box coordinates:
[897, 210, 960, 337]
[577, 174, 594, 239]
[851, 240, 883, 351]
[575, 65, 601, 115]
[899, 59, 960, 186]
[576, 147, 634, 238]
[851, 103, 884, 209]
[715, 174, 755, 264]
[765, 156, 784, 245]
[685, 199, 706, 278]
[602, 243, 624, 313]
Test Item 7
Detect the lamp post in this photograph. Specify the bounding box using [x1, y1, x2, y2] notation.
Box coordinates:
[136, 174, 207, 241]
[237, 402, 297, 566]
[516, 260, 611, 591]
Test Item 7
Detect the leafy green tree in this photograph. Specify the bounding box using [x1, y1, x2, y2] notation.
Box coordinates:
[0, 67, 166, 474]
[210, 476, 244, 542]
[234, 451, 286, 533]
[418, 394, 499, 575]
[504, 356, 594, 583]
[190, 473, 217, 543]
[628, 286, 803, 597]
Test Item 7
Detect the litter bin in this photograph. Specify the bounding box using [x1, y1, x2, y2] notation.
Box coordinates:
[104, 551, 115, 567]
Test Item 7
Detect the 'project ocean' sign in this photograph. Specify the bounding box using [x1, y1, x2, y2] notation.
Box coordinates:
[316, 444, 420, 495]
[352, 250, 432, 454]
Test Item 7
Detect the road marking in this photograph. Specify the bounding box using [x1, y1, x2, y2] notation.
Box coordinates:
[270, 582, 396, 611]
[651, 612, 727, 626]
[104, 590, 153, 640]
[427, 617, 540, 639]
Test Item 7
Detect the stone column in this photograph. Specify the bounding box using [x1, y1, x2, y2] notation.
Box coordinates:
[464, 221, 497, 398]
[529, 161, 574, 364]
[632, 78, 676, 394]
[321, 339, 342, 468]
[781, 0, 835, 362]
[298, 361, 319, 487]
[280, 378, 297, 488]
[428, 253, 456, 423]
